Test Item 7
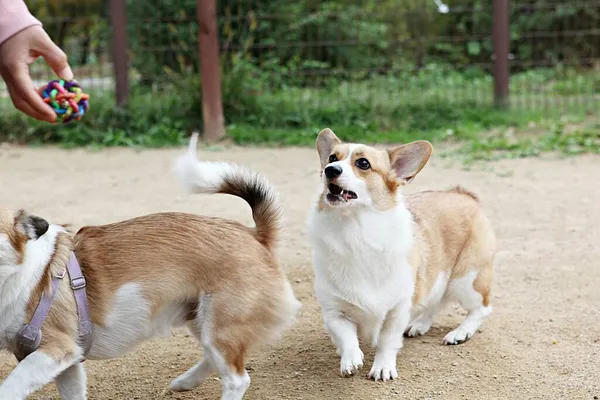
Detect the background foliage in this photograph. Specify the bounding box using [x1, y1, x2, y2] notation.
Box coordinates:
[1, 0, 597, 159]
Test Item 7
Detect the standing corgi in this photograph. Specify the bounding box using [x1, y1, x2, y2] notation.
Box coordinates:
[307, 129, 495, 381]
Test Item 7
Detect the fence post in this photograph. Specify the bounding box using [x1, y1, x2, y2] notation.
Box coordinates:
[197, 0, 226, 142]
[492, 0, 510, 108]
[109, 0, 129, 107]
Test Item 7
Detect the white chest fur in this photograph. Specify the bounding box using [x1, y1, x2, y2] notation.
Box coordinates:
[308, 203, 416, 323]
[0, 227, 61, 349]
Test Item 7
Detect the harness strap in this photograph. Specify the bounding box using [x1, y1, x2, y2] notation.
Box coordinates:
[15, 252, 92, 362]
[15, 270, 64, 362]
[66, 252, 93, 356]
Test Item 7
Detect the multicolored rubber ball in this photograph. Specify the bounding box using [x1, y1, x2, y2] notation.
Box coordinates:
[40, 79, 89, 123]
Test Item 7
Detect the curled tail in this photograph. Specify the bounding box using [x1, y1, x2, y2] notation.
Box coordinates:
[174, 133, 281, 251]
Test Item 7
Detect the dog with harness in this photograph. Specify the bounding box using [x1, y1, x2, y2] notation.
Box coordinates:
[0, 134, 300, 400]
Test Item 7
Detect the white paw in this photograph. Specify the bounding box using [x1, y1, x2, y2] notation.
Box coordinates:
[339, 347, 364, 377]
[170, 376, 196, 392]
[405, 319, 432, 337]
[368, 362, 398, 382]
[368, 350, 398, 382]
[443, 327, 474, 345]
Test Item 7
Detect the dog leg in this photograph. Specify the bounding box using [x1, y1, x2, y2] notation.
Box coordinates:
[443, 304, 491, 345]
[405, 272, 449, 338]
[196, 295, 251, 400]
[170, 321, 215, 392]
[443, 271, 492, 345]
[170, 358, 215, 392]
[0, 349, 79, 399]
[55, 362, 87, 400]
[405, 312, 434, 338]
[325, 315, 364, 377]
[203, 342, 250, 400]
[369, 300, 411, 382]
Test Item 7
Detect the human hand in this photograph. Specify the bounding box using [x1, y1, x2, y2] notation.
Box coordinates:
[0, 25, 73, 123]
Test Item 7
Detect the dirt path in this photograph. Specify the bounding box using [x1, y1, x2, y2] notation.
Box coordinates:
[1, 145, 599, 400]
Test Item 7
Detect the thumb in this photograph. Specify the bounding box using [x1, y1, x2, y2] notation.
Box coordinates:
[35, 32, 74, 81]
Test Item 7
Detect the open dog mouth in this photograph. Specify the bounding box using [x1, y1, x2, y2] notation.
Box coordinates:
[327, 183, 358, 203]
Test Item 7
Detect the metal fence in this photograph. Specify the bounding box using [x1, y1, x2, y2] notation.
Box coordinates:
[1, 0, 599, 138]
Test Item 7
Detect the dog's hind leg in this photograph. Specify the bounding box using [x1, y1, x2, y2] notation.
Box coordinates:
[170, 357, 215, 392]
[55, 362, 87, 400]
[203, 339, 250, 400]
[443, 269, 492, 345]
[443, 211, 494, 345]
[170, 320, 215, 392]
[195, 294, 251, 400]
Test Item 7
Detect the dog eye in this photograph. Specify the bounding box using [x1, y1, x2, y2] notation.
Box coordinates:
[328, 154, 337, 163]
[355, 158, 370, 170]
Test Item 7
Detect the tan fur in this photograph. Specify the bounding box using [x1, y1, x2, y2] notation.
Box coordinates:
[73, 213, 284, 323]
[0, 206, 27, 265]
[1, 206, 296, 379]
[317, 140, 402, 211]
[315, 128, 495, 313]
[407, 189, 495, 306]
[350, 146, 400, 211]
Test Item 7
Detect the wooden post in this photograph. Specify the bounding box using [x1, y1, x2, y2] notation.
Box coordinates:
[109, 0, 129, 107]
[493, 0, 510, 108]
[197, 0, 226, 141]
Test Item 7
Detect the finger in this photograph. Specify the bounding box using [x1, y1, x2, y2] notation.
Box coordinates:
[5, 86, 39, 118]
[33, 31, 73, 81]
[5, 65, 56, 122]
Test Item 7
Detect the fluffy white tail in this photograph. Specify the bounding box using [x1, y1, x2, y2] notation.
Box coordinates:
[174, 133, 282, 250]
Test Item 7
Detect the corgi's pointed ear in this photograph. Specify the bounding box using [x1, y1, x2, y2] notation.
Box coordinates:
[316, 128, 341, 167]
[388, 141, 432, 184]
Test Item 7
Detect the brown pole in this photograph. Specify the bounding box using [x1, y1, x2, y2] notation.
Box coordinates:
[197, 0, 226, 142]
[493, 0, 509, 108]
[109, 0, 129, 107]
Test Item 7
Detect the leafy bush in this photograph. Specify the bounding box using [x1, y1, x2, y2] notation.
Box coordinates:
[124, 0, 600, 86]
[0, 66, 552, 148]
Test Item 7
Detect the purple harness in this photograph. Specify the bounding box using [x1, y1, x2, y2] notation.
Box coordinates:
[15, 252, 93, 362]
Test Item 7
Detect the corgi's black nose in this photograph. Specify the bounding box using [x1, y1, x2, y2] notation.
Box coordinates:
[324, 165, 343, 179]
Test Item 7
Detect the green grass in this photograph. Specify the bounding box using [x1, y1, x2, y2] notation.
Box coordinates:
[227, 113, 600, 165]
[454, 115, 600, 164]
[0, 65, 598, 162]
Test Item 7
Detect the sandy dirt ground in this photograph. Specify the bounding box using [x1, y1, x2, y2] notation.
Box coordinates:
[0, 144, 599, 400]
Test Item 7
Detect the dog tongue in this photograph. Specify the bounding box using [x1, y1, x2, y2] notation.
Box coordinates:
[341, 190, 353, 200]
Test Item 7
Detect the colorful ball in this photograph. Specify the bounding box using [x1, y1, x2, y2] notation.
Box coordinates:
[40, 80, 89, 123]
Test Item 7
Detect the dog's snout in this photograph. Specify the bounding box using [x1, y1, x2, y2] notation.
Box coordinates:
[29, 216, 49, 239]
[324, 165, 343, 179]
